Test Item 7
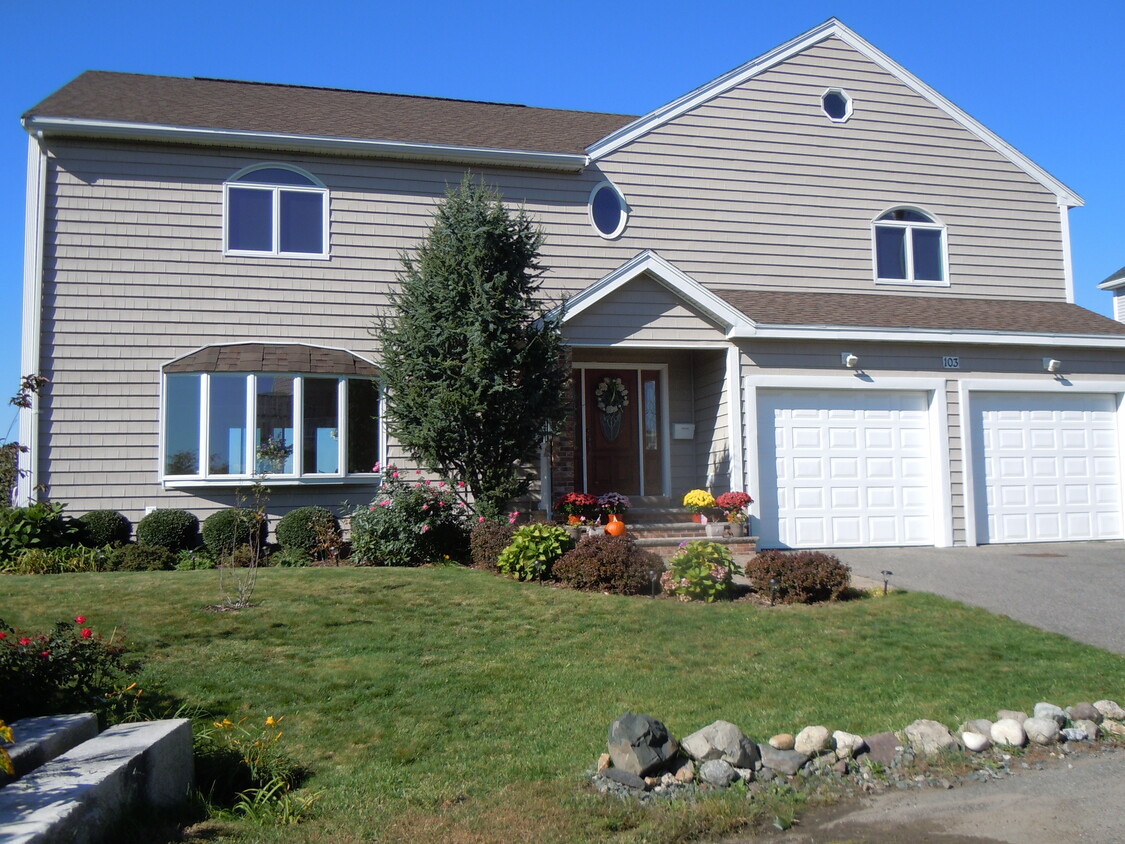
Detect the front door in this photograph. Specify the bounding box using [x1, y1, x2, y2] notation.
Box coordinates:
[578, 367, 664, 496]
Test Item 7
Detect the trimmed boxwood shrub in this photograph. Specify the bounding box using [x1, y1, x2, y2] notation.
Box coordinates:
[743, 549, 851, 604]
[136, 509, 199, 551]
[554, 534, 663, 595]
[276, 506, 340, 557]
[202, 508, 267, 557]
[78, 509, 131, 547]
[469, 521, 517, 572]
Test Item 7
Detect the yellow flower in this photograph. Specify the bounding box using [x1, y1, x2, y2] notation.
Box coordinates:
[683, 489, 715, 510]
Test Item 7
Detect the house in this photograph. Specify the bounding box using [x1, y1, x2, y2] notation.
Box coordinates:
[1099, 266, 1125, 322]
[19, 18, 1125, 549]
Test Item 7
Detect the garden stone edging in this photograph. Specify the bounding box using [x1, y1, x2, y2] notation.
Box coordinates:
[591, 698, 1125, 801]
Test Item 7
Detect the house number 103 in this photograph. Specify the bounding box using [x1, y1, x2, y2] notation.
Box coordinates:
[942, 356, 960, 369]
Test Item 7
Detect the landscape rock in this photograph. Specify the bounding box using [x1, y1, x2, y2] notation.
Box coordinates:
[672, 758, 694, 784]
[1024, 716, 1061, 745]
[699, 759, 738, 787]
[769, 733, 795, 750]
[996, 709, 1028, 724]
[904, 719, 958, 756]
[962, 731, 991, 752]
[734, 767, 754, 782]
[860, 732, 902, 767]
[1101, 720, 1125, 738]
[831, 758, 849, 775]
[1094, 700, 1125, 720]
[1074, 719, 1100, 740]
[681, 720, 759, 768]
[758, 744, 809, 776]
[959, 718, 993, 736]
[608, 712, 678, 777]
[1066, 703, 1102, 724]
[1033, 702, 1067, 726]
[794, 725, 831, 756]
[832, 730, 866, 760]
[602, 767, 648, 790]
[990, 718, 1027, 747]
[597, 753, 611, 773]
[1061, 727, 1089, 742]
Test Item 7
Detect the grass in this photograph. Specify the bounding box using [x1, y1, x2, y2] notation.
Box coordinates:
[4, 566, 1124, 842]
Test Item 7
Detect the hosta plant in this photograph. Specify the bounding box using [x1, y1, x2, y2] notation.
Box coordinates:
[661, 540, 740, 602]
[496, 523, 575, 581]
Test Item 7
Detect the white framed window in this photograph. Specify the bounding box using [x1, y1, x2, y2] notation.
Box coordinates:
[162, 372, 381, 484]
[821, 88, 853, 122]
[588, 181, 628, 239]
[223, 164, 329, 258]
[872, 207, 948, 286]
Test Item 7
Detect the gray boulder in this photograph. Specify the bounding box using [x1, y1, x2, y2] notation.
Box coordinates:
[1024, 716, 1061, 745]
[1033, 702, 1067, 726]
[860, 732, 902, 766]
[959, 718, 993, 736]
[996, 709, 1028, 724]
[1094, 700, 1125, 721]
[832, 730, 865, 760]
[699, 759, 738, 787]
[602, 767, 648, 790]
[1074, 719, 1101, 740]
[904, 719, 957, 756]
[608, 712, 678, 777]
[682, 720, 759, 768]
[1061, 726, 1089, 742]
[1066, 703, 1102, 724]
[962, 731, 991, 752]
[991, 718, 1027, 747]
[758, 744, 809, 776]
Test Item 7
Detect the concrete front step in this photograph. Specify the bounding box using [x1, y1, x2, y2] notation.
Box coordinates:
[0, 718, 193, 844]
[2, 713, 98, 783]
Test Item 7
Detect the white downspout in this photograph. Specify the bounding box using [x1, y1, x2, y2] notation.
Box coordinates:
[18, 134, 47, 505]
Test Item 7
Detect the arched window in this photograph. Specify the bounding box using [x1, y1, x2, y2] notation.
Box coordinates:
[589, 181, 628, 239]
[873, 207, 947, 285]
[224, 164, 328, 257]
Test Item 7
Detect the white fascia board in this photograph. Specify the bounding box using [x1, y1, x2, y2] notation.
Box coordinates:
[550, 250, 755, 335]
[586, 19, 1083, 207]
[1098, 273, 1125, 291]
[732, 323, 1125, 349]
[23, 116, 587, 172]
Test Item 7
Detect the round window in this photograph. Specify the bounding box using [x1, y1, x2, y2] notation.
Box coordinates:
[589, 183, 627, 239]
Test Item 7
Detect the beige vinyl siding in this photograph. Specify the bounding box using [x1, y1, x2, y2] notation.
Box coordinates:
[692, 351, 730, 492]
[563, 275, 729, 346]
[946, 380, 965, 545]
[593, 36, 1068, 300]
[1115, 291, 1125, 323]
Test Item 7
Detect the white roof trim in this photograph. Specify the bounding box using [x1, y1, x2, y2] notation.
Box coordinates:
[730, 323, 1125, 349]
[586, 18, 1083, 207]
[22, 116, 587, 172]
[549, 250, 753, 336]
[1097, 269, 1125, 290]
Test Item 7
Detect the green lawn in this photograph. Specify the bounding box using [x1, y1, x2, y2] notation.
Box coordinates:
[4, 567, 1124, 842]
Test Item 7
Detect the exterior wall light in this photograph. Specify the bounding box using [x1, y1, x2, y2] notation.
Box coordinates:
[842, 353, 859, 369]
[1043, 358, 1062, 373]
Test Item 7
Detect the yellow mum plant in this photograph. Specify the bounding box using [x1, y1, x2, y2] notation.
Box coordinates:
[682, 489, 716, 513]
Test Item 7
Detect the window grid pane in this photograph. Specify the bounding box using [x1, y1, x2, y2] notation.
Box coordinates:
[209, 376, 248, 474]
[875, 226, 907, 279]
[911, 228, 944, 281]
[227, 188, 273, 252]
[347, 380, 380, 474]
[255, 376, 295, 474]
[279, 191, 324, 254]
[303, 378, 340, 474]
[165, 375, 201, 474]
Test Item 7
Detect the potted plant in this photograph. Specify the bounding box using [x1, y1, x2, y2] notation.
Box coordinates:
[597, 492, 631, 536]
[715, 491, 753, 536]
[682, 489, 716, 523]
[555, 492, 599, 525]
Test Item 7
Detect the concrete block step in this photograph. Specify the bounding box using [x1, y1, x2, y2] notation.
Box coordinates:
[0, 718, 193, 844]
[2, 713, 98, 782]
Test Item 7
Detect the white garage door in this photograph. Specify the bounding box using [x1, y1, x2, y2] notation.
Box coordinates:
[757, 390, 935, 549]
[972, 392, 1123, 544]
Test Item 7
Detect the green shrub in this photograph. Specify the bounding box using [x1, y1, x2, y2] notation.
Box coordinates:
[661, 540, 739, 602]
[469, 520, 517, 572]
[744, 550, 850, 604]
[0, 616, 139, 725]
[136, 509, 199, 551]
[5, 545, 113, 575]
[216, 543, 266, 569]
[175, 549, 215, 570]
[496, 523, 575, 581]
[350, 476, 470, 566]
[107, 543, 177, 572]
[202, 508, 267, 557]
[271, 547, 312, 568]
[77, 510, 131, 547]
[554, 534, 663, 595]
[276, 506, 340, 558]
[0, 502, 76, 560]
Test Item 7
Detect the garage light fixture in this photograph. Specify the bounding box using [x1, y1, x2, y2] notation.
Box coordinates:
[1043, 358, 1062, 374]
[841, 353, 859, 369]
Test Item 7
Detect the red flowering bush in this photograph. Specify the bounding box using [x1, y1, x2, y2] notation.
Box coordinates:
[554, 492, 598, 521]
[0, 615, 141, 725]
[715, 491, 753, 521]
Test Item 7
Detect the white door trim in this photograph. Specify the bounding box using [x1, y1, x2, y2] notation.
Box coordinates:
[745, 375, 953, 547]
[958, 379, 1125, 546]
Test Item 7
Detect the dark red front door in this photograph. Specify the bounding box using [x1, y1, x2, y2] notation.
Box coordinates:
[583, 369, 640, 495]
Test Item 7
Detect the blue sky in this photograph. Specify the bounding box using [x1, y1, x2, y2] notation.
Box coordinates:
[2, 0, 1122, 410]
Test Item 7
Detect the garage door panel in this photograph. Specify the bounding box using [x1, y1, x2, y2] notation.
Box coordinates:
[973, 392, 1123, 544]
[758, 389, 934, 549]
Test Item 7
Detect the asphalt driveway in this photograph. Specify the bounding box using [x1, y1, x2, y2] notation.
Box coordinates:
[829, 541, 1125, 655]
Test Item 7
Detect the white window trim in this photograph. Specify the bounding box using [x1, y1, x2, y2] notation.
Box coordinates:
[871, 205, 949, 287]
[223, 163, 330, 259]
[821, 87, 853, 123]
[588, 181, 629, 240]
[160, 371, 383, 487]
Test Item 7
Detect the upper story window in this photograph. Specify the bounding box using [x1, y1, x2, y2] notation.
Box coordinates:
[162, 344, 380, 485]
[224, 164, 329, 258]
[589, 181, 628, 239]
[873, 207, 948, 286]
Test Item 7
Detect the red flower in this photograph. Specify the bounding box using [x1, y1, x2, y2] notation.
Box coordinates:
[0, 632, 6, 639]
[75, 616, 86, 624]
[40, 650, 50, 659]
[81, 628, 93, 639]
[19, 637, 31, 646]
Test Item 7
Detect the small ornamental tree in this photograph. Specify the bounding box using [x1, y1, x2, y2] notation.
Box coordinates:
[376, 176, 568, 518]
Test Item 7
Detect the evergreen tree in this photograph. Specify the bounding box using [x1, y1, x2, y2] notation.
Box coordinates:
[376, 177, 568, 518]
